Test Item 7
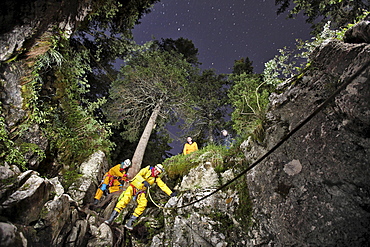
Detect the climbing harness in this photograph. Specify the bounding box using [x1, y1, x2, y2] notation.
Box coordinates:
[131, 184, 146, 201]
[148, 59, 370, 210]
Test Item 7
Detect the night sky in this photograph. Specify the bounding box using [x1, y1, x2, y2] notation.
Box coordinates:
[131, 0, 313, 154]
[132, 0, 313, 74]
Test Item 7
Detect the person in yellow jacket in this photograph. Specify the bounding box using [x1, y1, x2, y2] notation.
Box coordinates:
[104, 164, 177, 230]
[183, 136, 198, 155]
[93, 159, 131, 204]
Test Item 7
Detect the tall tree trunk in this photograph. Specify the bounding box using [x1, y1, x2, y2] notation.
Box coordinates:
[130, 102, 162, 177]
[208, 113, 214, 143]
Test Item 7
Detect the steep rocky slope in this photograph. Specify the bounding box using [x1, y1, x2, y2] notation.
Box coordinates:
[242, 20, 370, 246]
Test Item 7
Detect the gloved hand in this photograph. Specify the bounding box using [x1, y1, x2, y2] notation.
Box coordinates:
[143, 181, 150, 188]
[100, 184, 107, 191]
[170, 191, 177, 197]
[119, 174, 128, 182]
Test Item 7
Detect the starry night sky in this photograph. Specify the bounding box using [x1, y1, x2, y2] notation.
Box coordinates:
[131, 0, 313, 154]
[132, 0, 313, 74]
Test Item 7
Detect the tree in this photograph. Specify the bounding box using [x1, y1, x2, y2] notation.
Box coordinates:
[185, 69, 229, 144]
[228, 72, 271, 139]
[156, 37, 200, 66]
[71, 0, 160, 101]
[275, 0, 369, 33]
[232, 57, 254, 75]
[106, 45, 194, 175]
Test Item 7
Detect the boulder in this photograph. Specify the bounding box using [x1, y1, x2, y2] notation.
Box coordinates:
[87, 223, 114, 247]
[344, 15, 370, 43]
[155, 177, 243, 246]
[35, 194, 71, 246]
[0, 222, 27, 247]
[0, 171, 54, 225]
[67, 151, 108, 206]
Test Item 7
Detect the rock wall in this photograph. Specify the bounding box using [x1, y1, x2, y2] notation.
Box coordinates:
[243, 20, 370, 246]
[0, 0, 93, 171]
[0, 151, 111, 247]
[151, 161, 245, 247]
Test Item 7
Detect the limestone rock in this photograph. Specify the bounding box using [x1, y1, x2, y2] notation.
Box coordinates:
[68, 151, 108, 206]
[178, 162, 219, 190]
[244, 25, 370, 246]
[0, 222, 27, 247]
[344, 15, 370, 43]
[0, 171, 54, 225]
[87, 223, 114, 247]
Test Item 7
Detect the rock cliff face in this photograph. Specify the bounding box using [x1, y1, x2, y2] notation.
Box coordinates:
[242, 21, 370, 246]
[0, 151, 110, 246]
[0, 0, 93, 172]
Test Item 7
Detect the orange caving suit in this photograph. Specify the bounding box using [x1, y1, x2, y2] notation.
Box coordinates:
[94, 164, 129, 200]
[114, 166, 173, 217]
[183, 142, 198, 155]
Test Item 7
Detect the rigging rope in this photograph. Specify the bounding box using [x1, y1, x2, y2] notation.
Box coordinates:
[148, 59, 370, 210]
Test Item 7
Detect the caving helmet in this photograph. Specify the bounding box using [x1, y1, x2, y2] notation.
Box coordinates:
[155, 164, 164, 173]
[120, 159, 131, 171]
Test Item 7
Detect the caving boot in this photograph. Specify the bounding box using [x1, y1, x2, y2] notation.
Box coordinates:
[104, 210, 119, 225]
[124, 215, 138, 230]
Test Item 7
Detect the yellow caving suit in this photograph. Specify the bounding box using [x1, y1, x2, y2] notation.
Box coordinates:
[183, 141, 198, 155]
[94, 164, 128, 200]
[114, 166, 173, 217]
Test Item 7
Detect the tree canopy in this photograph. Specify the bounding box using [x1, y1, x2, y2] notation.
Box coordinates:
[155, 37, 201, 66]
[105, 44, 195, 172]
[185, 69, 229, 144]
[275, 0, 370, 33]
[232, 57, 254, 75]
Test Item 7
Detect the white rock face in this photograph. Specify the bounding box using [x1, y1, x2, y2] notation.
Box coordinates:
[68, 151, 108, 205]
[178, 162, 220, 190]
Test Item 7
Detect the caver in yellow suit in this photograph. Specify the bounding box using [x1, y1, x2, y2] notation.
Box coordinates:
[183, 136, 198, 155]
[93, 159, 131, 204]
[104, 164, 177, 230]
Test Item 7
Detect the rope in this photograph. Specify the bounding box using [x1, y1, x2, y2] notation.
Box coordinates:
[147, 188, 216, 246]
[147, 186, 178, 210]
[148, 59, 370, 210]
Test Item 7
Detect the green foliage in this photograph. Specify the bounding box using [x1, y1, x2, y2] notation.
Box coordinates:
[156, 37, 200, 66]
[44, 42, 113, 168]
[75, 0, 161, 104]
[232, 178, 253, 230]
[87, 0, 159, 35]
[184, 69, 229, 144]
[163, 144, 231, 183]
[106, 44, 194, 142]
[22, 41, 64, 125]
[275, 0, 369, 34]
[232, 57, 254, 75]
[162, 151, 199, 183]
[15, 31, 113, 173]
[0, 106, 27, 170]
[208, 211, 234, 231]
[61, 164, 83, 189]
[228, 73, 271, 137]
[263, 46, 303, 86]
[263, 15, 369, 87]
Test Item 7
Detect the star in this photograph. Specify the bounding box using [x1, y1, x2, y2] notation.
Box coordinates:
[132, 0, 311, 74]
